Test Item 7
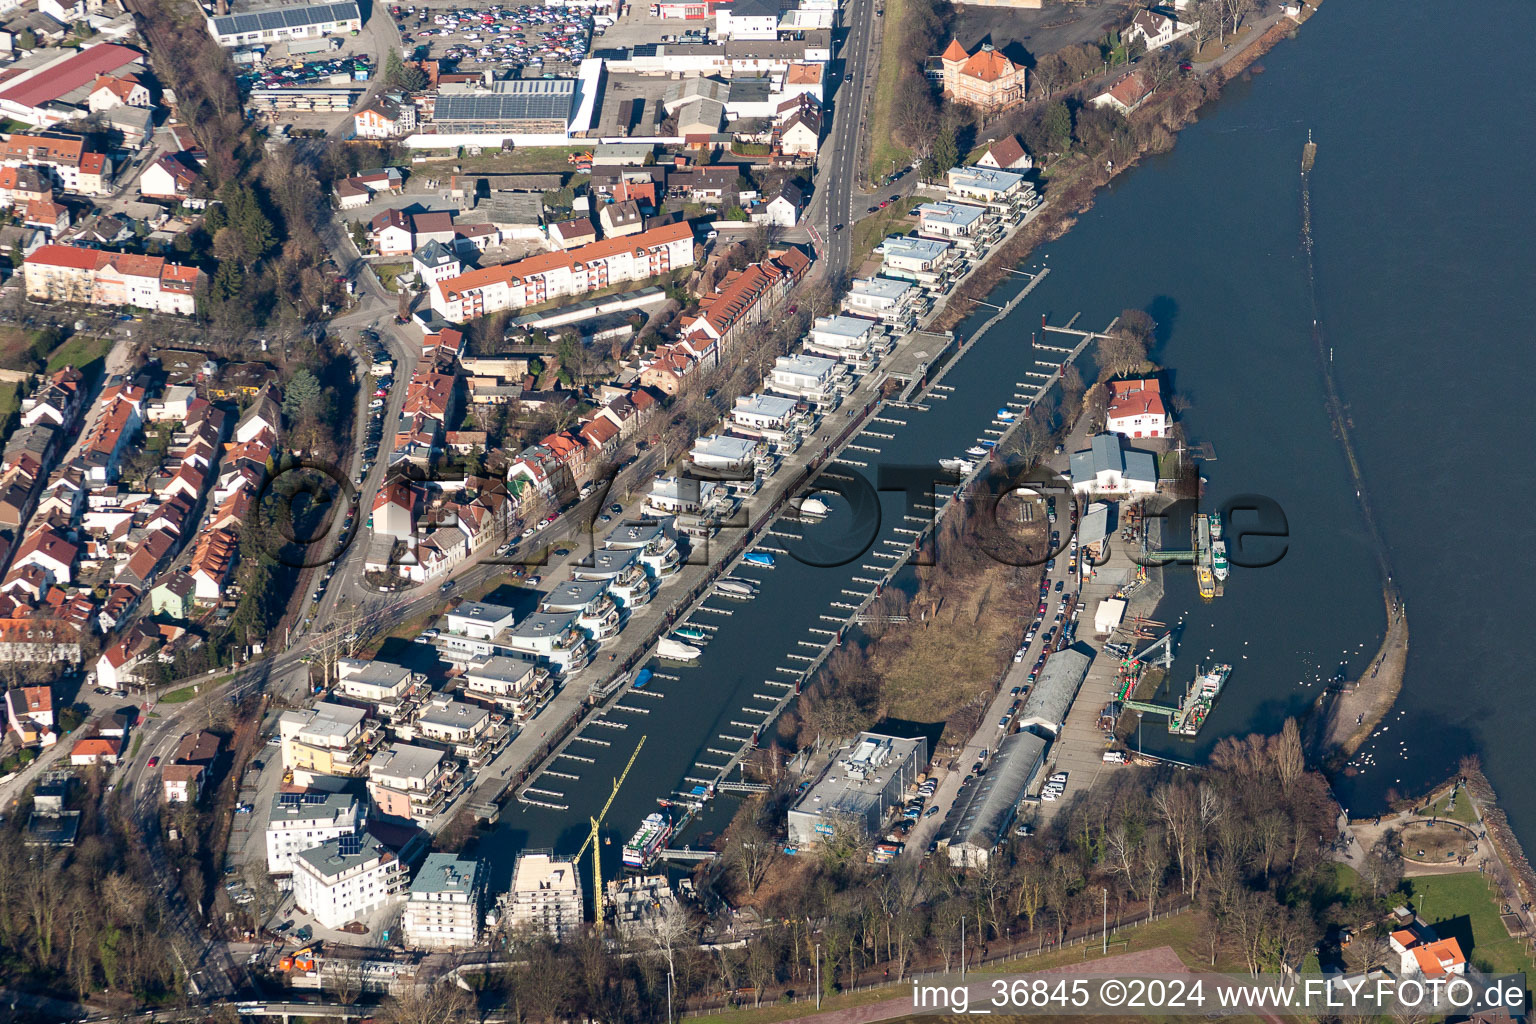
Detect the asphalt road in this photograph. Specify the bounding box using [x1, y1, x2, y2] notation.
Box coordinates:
[807, 0, 885, 274]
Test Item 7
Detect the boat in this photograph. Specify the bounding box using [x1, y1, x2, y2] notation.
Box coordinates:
[1209, 512, 1224, 540]
[673, 624, 708, 642]
[1170, 663, 1231, 736]
[1196, 565, 1216, 600]
[939, 457, 976, 474]
[794, 495, 832, 519]
[743, 551, 776, 568]
[995, 409, 1016, 421]
[965, 445, 988, 457]
[1212, 540, 1229, 581]
[622, 812, 673, 868]
[978, 439, 997, 448]
[633, 668, 653, 690]
[715, 577, 757, 598]
[657, 637, 702, 661]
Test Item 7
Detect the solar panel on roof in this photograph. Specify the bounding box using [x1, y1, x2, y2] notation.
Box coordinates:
[303, 791, 328, 803]
[212, 0, 358, 35]
[278, 792, 302, 806]
[436, 82, 575, 124]
[337, 833, 362, 856]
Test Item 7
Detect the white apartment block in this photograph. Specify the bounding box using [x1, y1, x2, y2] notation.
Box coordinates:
[438, 222, 696, 322]
[842, 277, 920, 328]
[291, 830, 405, 931]
[265, 790, 363, 876]
[504, 852, 582, 943]
[24, 244, 201, 316]
[403, 852, 482, 950]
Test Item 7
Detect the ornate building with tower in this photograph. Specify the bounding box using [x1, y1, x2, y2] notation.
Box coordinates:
[938, 39, 1027, 113]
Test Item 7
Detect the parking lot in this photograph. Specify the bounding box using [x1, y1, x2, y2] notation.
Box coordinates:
[392, 2, 594, 74]
[237, 52, 375, 92]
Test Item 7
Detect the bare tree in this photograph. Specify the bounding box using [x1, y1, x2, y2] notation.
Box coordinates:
[375, 982, 475, 1024]
[726, 819, 779, 898]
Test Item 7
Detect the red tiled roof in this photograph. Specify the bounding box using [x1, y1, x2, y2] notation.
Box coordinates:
[443, 221, 694, 297]
[961, 47, 1019, 83]
[0, 45, 142, 111]
[940, 38, 969, 63]
[1106, 379, 1166, 419]
[984, 135, 1028, 168]
[72, 736, 121, 758]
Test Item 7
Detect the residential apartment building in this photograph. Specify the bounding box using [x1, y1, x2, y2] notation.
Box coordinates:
[804, 314, 884, 367]
[945, 166, 1036, 220]
[842, 276, 920, 329]
[403, 853, 483, 950]
[265, 790, 363, 876]
[459, 654, 554, 722]
[437, 222, 696, 322]
[603, 520, 683, 580]
[505, 611, 594, 675]
[766, 353, 851, 408]
[503, 852, 582, 943]
[367, 742, 454, 823]
[915, 202, 992, 249]
[24, 245, 202, 315]
[290, 829, 405, 931]
[335, 657, 428, 720]
[678, 248, 810, 355]
[279, 702, 374, 778]
[0, 132, 112, 194]
[730, 393, 803, 442]
[875, 236, 957, 291]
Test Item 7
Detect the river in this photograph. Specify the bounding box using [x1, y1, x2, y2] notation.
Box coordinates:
[480, 0, 1536, 886]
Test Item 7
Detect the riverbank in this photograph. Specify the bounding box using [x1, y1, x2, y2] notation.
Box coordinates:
[923, 11, 1310, 338]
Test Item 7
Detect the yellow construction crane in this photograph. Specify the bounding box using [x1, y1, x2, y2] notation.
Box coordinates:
[574, 735, 645, 930]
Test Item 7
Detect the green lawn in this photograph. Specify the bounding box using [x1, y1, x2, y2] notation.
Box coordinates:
[373, 262, 411, 293]
[849, 195, 920, 272]
[157, 684, 201, 704]
[1405, 872, 1533, 976]
[864, 0, 913, 184]
[1419, 788, 1478, 824]
[47, 333, 112, 375]
[686, 911, 1220, 1024]
[456, 144, 591, 174]
[0, 380, 20, 427]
